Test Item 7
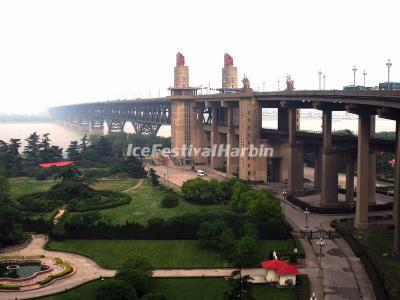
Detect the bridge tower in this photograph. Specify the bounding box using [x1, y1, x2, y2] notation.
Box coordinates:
[169, 52, 201, 163]
[222, 53, 237, 88]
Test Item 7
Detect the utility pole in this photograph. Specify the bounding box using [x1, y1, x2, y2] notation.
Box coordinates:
[386, 59, 392, 89]
[352, 66, 358, 90]
[363, 70, 367, 88]
[318, 70, 322, 90]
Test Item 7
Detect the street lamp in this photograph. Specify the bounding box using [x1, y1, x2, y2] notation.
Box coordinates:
[262, 81, 266, 92]
[317, 237, 325, 278]
[363, 70, 367, 88]
[386, 59, 392, 89]
[282, 189, 287, 216]
[352, 66, 358, 90]
[318, 70, 322, 90]
[322, 74, 326, 90]
[304, 207, 310, 234]
[277, 79, 280, 91]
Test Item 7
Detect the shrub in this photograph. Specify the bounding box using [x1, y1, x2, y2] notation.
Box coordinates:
[116, 268, 150, 296]
[122, 255, 153, 275]
[39, 258, 73, 285]
[96, 279, 138, 300]
[0, 283, 20, 290]
[161, 193, 179, 208]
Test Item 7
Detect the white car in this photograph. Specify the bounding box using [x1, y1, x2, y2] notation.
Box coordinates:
[196, 170, 205, 177]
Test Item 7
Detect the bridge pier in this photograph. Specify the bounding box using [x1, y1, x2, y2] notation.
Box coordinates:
[394, 119, 400, 256]
[106, 119, 126, 133]
[345, 154, 355, 203]
[355, 112, 372, 229]
[321, 110, 338, 206]
[287, 106, 304, 194]
[314, 147, 322, 190]
[226, 103, 239, 176]
[369, 116, 376, 204]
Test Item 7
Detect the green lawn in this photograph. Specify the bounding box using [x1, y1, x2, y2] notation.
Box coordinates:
[98, 183, 227, 225]
[9, 176, 138, 199]
[9, 177, 55, 198]
[46, 239, 297, 269]
[37, 278, 297, 300]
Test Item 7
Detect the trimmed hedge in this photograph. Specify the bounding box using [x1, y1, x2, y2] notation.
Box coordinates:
[0, 284, 21, 290]
[68, 191, 131, 212]
[39, 257, 73, 286]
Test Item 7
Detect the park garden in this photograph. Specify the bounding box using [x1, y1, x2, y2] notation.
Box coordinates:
[0, 132, 307, 299]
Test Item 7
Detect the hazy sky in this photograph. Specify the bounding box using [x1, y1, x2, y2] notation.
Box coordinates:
[0, 0, 399, 114]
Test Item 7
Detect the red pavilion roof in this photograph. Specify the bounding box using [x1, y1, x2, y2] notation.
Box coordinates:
[39, 161, 74, 168]
[276, 263, 300, 275]
[260, 260, 287, 270]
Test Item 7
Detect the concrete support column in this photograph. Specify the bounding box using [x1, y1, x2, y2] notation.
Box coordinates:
[314, 147, 322, 189]
[369, 116, 376, 203]
[321, 110, 338, 206]
[226, 104, 238, 175]
[355, 113, 371, 229]
[287, 107, 304, 194]
[278, 108, 289, 132]
[210, 104, 218, 169]
[394, 120, 400, 256]
[345, 155, 355, 203]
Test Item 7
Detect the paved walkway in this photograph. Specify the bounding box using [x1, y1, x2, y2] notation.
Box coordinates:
[272, 189, 378, 300]
[0, 235, 116, 300]
[122, 179, 144, 193]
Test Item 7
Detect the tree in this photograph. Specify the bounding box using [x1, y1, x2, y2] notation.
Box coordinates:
[161, 192, 179, 208]
[148, 168, 159, 186]
[181, 178, 222, 205]
[79, 134, 88, 151]
[121, 254, 153, 275]
[225, 270, 254, 300]
[0, 167, 23, 246]
[5, 138, 22, 175]
[231, 235, 259, 268]
[96, 279, 137, 300]
[47, 166, 95, 201]
[116, 268, 150, 296]
[66, 141, 81, 160]
[198, 220, 235, 252]
[23, 132, 40, 162]
[123, 156, 146, 178]
[95, 136, 113, 157]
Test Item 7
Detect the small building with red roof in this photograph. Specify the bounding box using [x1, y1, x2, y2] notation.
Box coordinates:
[38, 161, 74, 168]
[260, 259, 299, 286]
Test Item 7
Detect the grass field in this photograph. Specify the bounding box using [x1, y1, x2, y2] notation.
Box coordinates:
[98, 183, 227, 225]
[46, 239, 297, 269]
[9, 176, 138, 199]
[9, 177, 56, 198]
[37, 278, 297, 300]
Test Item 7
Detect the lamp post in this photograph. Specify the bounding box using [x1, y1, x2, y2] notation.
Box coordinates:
[282, 189, 287, 217]
[386, 59, 392, 89]
[323, 74, 326, 90]
[352, 66, 357, 90]
[262, 81, 266, 92]
[318, 70, 322, 90]
[277, 79, 280, 91]
[317, 237, 325, 278]
[304, 207, 310, 234]
[363, 70, 367, 88]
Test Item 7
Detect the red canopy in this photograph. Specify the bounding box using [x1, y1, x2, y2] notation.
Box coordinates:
[260, 260, 287, 270]
[38, 161, 74, 168]
[276, 263, 300, 275]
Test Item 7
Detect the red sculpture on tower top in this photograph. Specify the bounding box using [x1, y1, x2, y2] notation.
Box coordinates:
[286, 75, 295, 91]
[176, 52, 185, 66]
[224, 53, 233, 67]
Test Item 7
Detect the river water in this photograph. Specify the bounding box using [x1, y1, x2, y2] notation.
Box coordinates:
[0, 110, 396, 151]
